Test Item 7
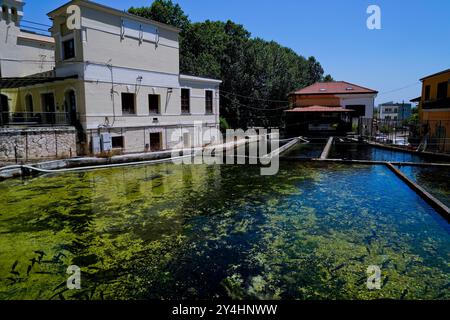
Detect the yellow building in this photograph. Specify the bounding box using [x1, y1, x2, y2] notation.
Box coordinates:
[419, 68, 450, 153]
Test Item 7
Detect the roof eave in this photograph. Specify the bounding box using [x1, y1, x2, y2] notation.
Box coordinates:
[47, 0, 182, 34]
[420, 68, 450, 81]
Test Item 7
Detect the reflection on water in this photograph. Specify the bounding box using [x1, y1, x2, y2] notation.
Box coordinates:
[283, 139, 326, 158]
[399, 166, 450, 208]
[330, 143, 445, 163]
[0, 162, 449, 300]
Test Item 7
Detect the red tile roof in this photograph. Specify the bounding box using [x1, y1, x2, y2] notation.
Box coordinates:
[290, 81, 378, 95]
[285, 106, 354, 113]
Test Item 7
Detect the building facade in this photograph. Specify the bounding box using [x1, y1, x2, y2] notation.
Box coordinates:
[0, 0, 55, 77]
[418, 68, 450, 152]
[0, 0, 221, 158]
[379, 102, 412, 121]
[286, 81, 378, 135]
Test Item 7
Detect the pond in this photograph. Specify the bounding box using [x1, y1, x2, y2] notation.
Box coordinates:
[329, 142, 446, 163]
[0, 162, 449, 300]
[398, 165, 450, 208]
[282, 139, 327, 158]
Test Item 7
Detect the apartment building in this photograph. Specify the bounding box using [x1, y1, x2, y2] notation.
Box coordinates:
[418, 68, 450, 152]
[379, 102, 412, 121]
[0, 0, 221, 158]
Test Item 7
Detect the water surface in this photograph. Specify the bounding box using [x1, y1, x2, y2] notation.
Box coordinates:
[399, 165, 450, 208]
[330, 143, 427, 162]
[0, 162, 449, 300]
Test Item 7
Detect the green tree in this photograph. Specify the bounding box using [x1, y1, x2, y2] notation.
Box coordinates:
[128, 0, 190, 31]
[321, 74, 334, 82]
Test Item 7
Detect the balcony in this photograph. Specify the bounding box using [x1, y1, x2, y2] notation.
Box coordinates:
[0, 112, 72, 127]
[422, 97, 450, 110]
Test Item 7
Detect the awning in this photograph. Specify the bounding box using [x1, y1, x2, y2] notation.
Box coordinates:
[0, 75, 78, 89]
[285, 105, 354, 113]
[410, 97, 421, 103]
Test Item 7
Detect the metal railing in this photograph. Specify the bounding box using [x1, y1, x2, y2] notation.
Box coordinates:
[0, 112, 72, 126]
[358, 117, 450, 154]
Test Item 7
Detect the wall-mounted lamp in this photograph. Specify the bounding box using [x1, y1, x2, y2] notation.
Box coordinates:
[167, 88, 173, 94]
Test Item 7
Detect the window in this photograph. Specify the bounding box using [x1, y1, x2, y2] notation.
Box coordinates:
[437, 82, 448, 100]
[11, 7, 17, 22]
[148, 94, 160, 114]
[112, 136, 124, 149]
[2, 6, 8, 21]
[62, 38, 75, 60]
[121, 93, 136, 115]
[424, 85, 431, 101]
[181, 89, 190, 114]
[150, 132, 162, 151]
[205, 90, 213, 114]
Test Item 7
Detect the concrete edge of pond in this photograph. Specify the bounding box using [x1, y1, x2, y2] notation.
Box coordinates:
[0, 136, 302, 180]
[385, 162, 450, 222]
[320, 137, 334, 160]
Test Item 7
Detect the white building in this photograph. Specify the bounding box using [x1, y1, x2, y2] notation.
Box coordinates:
[0, 0, 55, 77]
[379, 102, 412, 121]
[0, 0, 221, 156]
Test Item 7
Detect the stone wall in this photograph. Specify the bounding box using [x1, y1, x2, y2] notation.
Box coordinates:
[0, 127, 77, 161]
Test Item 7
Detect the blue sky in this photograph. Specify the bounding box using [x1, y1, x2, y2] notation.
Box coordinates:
[22, 0, 450, 105]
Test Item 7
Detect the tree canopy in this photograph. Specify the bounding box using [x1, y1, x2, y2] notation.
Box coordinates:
[129, 0, 333, 129]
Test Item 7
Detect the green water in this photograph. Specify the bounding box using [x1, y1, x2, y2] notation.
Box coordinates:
[0, 162, 449, 300]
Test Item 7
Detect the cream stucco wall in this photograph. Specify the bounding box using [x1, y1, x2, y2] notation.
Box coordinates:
[0, 0, 55, 77]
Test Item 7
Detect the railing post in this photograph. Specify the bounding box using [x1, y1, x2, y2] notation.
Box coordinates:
[25, 131, 28, 162]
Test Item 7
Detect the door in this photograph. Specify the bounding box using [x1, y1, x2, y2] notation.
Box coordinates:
[0, 94, 9, 125]
[65, 90, 77, 125]
[150, 132, 162, 151]
[41, 93, 55, 124]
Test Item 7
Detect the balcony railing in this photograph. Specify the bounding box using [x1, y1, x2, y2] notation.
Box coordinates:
[0, 112, 72, 126]
[422, 97, 450, 110]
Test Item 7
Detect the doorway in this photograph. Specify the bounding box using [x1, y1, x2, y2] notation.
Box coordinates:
[0, 94, 9, 125]
[41, 93, 56, 124]
[150, 132, 162, 151]
[65, 90, 77, 125]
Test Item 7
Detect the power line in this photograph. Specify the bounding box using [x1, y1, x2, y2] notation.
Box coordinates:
[21, 19, 52, 28]
[220, 89, 289, 103]
[19, 25, 51, 34]
[378, 82, 421, 96]
[220, 93, 290, 111]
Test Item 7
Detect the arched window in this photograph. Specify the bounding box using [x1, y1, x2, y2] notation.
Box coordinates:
[11, 7, 18, 23]
[25, 94, 33, 114]
[1, 5, 8, 21]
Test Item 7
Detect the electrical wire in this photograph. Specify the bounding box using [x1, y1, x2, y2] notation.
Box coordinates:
[219, 89, 289, 103]
[220, 93, 290, 111]
[377, 82, 421, 96]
